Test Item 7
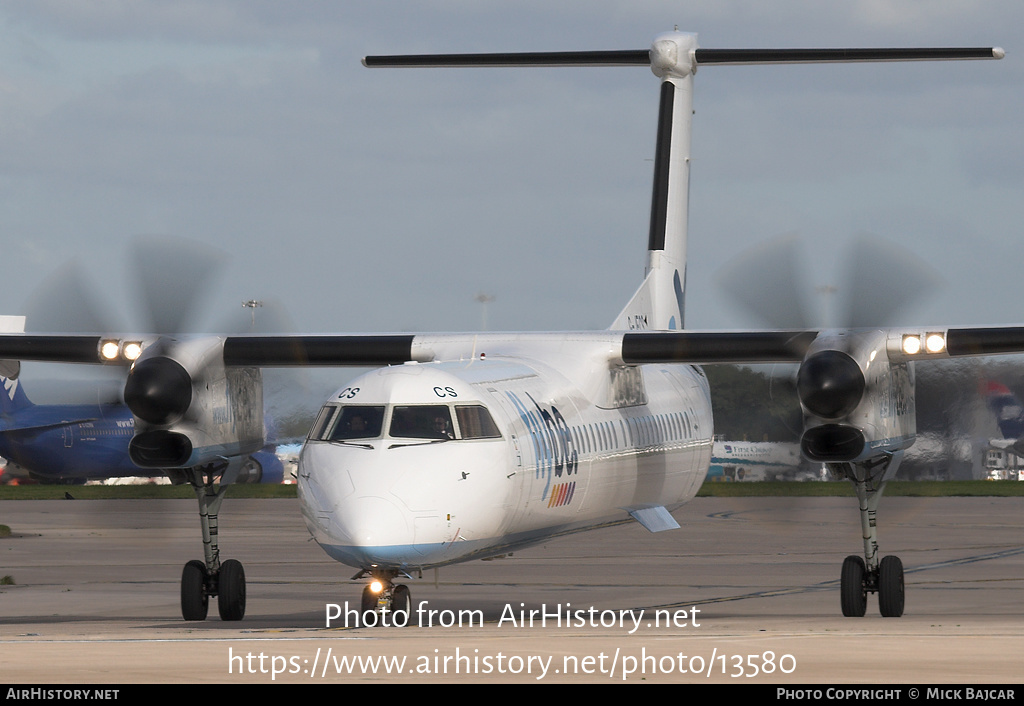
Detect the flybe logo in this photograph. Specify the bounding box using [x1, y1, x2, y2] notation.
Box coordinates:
[506, 391, 579, 505]
[547, 482, 576, 508]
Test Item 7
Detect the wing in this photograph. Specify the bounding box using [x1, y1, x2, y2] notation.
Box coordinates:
[0, 325, 1021, 467]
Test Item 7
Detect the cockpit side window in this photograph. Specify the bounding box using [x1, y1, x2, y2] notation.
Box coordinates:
[390, 405, 453, 440]
[455, 405, 502, 439]
[326, 406, 385, 440]
[308, 405, 338, 441]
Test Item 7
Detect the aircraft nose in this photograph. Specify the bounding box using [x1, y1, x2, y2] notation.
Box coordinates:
[331, 495, 411, 564]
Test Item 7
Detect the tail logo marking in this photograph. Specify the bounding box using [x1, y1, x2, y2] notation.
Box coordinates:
[1, 376, 18, 402]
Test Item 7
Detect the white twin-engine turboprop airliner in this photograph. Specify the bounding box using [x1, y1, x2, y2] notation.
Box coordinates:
[1, 31, 1015, 623]
[299, 336, 714, 619]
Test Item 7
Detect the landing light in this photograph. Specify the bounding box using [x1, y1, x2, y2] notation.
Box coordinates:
[122, 341, 144, 361]
[901, 335, 922, 355]
[370, 580, 383, 594]
[100, 339, 145, 363]
[100, 340, 121, 361]
[925, 333, 946, 354]
[899, 333, 946, 357]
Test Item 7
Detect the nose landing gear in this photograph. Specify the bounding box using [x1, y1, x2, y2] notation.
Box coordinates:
[355, 569, 414, 627]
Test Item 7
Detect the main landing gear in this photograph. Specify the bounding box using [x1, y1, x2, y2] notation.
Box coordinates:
[354, 569, 414, 627]
[828, 455, 905, 618]
[175, 465, 246, 621]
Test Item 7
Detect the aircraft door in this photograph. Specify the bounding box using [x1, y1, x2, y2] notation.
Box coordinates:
[485, 387, 530, 527]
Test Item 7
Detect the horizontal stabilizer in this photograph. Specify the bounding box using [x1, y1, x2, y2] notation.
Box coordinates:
[693, 47, 1003, 65]
[364, 50, 650, 68]
[365, 46, 1003, 71]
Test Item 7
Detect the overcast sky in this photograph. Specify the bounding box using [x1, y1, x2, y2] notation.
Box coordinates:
[2, 1, 1023, 400]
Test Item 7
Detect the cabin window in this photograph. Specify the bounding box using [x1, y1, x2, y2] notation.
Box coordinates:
[391, 405, 454, 440]
[455, 405, 502, 439]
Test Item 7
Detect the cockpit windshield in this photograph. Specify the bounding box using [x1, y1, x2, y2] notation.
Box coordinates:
[308, 405, 385, 441]
[390, 405, 453, 440]
[308, 402, 502, 443]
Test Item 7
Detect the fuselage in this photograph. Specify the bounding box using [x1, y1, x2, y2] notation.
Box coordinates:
[0, 403, 141, 481]
[297, 340, 713, 572]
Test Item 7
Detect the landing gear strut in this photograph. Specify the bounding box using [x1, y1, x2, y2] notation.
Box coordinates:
[354, 569, 414, 627]
[829, 453, 905, 618]
[177, 465, 247, 621]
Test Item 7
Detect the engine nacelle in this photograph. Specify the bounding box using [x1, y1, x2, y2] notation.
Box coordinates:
[124, 336, 265, 468]
[797, 330, 916, 463]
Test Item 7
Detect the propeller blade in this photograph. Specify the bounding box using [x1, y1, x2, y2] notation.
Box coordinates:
[21, 261, 126, 404]
[716, 233, 813, 329]
[718, 233, 941, 330]
[23, 262, 119, 335]
[130, 235, 228, 335]
[841, 233, 942, 329]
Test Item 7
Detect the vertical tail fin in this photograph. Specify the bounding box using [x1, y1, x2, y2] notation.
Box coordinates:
[609, 37, 1002, 332]
[982, 380, 1024, 439]
[611, 32, 696, 331]
[0, 372, 32, 415]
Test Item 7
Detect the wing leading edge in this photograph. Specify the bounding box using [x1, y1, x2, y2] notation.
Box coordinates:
[3, 328, 1024, 368]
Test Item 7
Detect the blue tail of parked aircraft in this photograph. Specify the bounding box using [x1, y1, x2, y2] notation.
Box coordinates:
[0, 373, 34, 418]
[0, 369, 286, 484]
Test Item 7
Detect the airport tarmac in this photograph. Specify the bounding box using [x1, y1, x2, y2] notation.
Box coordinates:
[0, 495, 1021, 684]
